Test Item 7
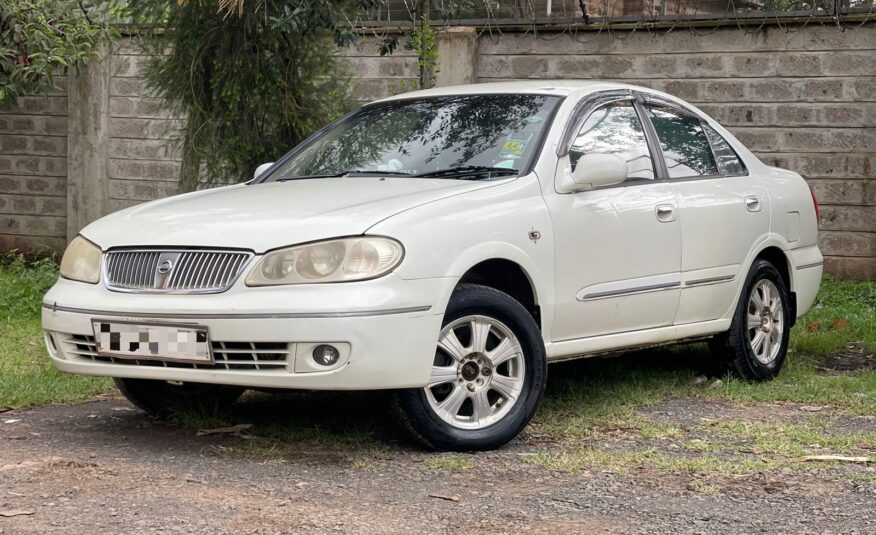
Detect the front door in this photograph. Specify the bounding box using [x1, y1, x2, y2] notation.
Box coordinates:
[546, 99, 682, 341]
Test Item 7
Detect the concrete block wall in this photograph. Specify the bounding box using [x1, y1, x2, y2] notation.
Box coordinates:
[0, 79, 69, 254]
[107, 39, 183, 214]
[477, 25, 876, 280]
[0, 25, 873, 279]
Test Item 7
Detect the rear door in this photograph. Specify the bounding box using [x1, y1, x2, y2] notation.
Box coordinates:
[641, 100, 770, 325]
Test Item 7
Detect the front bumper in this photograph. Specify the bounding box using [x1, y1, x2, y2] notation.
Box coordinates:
[41, 275, 449, 390]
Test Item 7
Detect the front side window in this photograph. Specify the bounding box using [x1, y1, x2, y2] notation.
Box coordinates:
[647, 106, 718, 179]
[262, 94, 561, 182]
[703, 123, 746, 175]
[569, 101, 655, 181]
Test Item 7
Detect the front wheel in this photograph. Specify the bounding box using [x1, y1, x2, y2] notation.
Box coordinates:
[711, 259, 791, 381]
[114, 378, 244, 418]
[395, 284, 547, 451]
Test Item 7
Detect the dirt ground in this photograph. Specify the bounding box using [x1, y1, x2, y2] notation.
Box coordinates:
[1, 394, 874, 535]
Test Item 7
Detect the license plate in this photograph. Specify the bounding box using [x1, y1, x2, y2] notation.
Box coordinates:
[91, 320, 212, 363]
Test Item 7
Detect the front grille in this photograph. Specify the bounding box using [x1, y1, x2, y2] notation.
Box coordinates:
[60, 335, 290, 371]
[104, 249, 252, 293]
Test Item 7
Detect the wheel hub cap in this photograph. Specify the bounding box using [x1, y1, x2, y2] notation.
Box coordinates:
[460, 360, 480, 382]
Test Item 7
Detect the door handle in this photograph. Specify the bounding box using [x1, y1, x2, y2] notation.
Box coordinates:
[655, 204, 676, 222]
[745, 195, 761, 212]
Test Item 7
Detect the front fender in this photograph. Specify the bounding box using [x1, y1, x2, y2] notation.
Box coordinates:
[368, 174, 556, 333]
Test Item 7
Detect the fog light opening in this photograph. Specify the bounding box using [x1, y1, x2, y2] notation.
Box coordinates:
[312, 344, 340, 366]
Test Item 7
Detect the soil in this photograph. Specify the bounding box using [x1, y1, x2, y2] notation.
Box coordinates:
[1, 396, 874, 534]
[815, 342, 876, 373]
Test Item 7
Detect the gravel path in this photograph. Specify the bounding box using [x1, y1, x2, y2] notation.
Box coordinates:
[1, 397, 874, 534]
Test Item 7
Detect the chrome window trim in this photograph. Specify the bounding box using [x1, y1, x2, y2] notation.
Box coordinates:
[102, 247, 254, 295]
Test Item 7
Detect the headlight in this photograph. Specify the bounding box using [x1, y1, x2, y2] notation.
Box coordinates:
[59, 236, 102, 284]
[245, 237, 404, 286]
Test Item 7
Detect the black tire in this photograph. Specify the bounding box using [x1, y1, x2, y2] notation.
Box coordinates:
[710, 259, 791, 381]
[395, 283, 547, 451]
[114, 378, 244, 417]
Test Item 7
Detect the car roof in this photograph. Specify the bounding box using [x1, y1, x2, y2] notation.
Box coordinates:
[376, 80, 660, 101]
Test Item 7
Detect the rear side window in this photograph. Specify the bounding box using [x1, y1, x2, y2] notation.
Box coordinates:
[646, 106, 718, 179]
[702, 123, 746, 175]
[569, 101, 655, 181]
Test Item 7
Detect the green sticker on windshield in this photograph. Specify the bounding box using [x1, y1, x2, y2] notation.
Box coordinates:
[501, 140, 527, 156]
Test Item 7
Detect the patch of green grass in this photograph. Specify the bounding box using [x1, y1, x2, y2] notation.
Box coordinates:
[0, 253, 111, 408]
[688, 479, 720, 496]
[790, 277, 875, 355]
[704, 419, 876, 458]
[524, 447, 775, 475]
[422, 455, 474, 471]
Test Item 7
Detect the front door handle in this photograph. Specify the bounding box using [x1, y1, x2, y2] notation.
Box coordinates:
[655, 204, 676, 222]
[745, 195, 761, 212]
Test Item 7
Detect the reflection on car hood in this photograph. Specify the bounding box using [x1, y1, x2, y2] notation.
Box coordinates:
[82, 177, 494, 252]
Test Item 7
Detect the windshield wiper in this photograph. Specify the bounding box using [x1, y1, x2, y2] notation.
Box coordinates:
[275, 170, 413, 181]
[415, 166, 518, 179]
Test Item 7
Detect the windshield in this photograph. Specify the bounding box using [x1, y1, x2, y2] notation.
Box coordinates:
[261, 94, 562, 182]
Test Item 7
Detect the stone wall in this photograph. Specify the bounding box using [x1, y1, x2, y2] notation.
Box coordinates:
[0, 23, 873, 278]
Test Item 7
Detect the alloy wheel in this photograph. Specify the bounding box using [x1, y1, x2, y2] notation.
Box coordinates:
[425, 315, 526, 430]
[746, 279, 784, 365]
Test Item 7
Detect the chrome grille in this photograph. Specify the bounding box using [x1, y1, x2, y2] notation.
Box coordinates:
[104, 249, 252, 293]
[59, 335, 290, 371]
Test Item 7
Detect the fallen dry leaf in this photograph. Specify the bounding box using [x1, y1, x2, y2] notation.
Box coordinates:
[0, 510, 35, 517]
[806, 321, 821, 332]
[428, 493, 460, 502]
[196, 423, 253, 436]
[831, 318, 851, 331]
[801, 455, 870, 463]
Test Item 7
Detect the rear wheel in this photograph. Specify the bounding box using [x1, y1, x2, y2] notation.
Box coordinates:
[711, 259, 791, 381]
[395, 284, 547, 451]
[114, 378, 244, 417]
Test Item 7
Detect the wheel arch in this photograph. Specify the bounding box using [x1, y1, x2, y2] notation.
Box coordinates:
[457, 258, 542, 329]
[733, 238, 797, 327]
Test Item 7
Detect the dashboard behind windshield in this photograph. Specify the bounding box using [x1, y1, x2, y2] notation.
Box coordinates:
[260, 94, 562, 182]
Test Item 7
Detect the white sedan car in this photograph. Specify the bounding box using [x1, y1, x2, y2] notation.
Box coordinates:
[42, 81, 822, 451]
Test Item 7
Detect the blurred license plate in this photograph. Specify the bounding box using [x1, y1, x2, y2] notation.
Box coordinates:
[91, 320, 212, 362]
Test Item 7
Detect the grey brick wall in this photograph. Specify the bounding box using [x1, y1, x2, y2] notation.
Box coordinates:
[0, 25, 873, 279]
[107, 39, 183, 214]
[0, 80, 68, 254]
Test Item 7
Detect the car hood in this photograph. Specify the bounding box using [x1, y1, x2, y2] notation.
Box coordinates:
[82, 177, 495, 252]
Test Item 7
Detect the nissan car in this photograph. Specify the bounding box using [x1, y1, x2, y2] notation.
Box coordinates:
[42, 81, 823, 451]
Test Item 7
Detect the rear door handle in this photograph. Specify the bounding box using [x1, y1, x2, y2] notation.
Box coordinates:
[745, 195, 761, 212]
[655, 204, 676, 222]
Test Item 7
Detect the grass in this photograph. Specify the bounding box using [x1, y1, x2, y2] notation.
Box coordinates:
[0, 253, 111, 408]
[1, 254, 873, 481]
[422, 455, 475, 471]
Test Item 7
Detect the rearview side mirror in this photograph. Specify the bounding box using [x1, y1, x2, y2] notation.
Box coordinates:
[556, 153, 628, 193]
[254, 162, 274, 180]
